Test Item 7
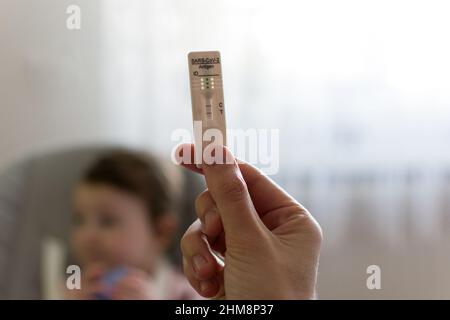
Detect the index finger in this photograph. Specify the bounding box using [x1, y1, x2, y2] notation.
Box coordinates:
[176, 143, 301, 217]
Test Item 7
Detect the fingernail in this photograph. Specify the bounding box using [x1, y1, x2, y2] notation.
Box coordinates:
[192, 255, 207, 273]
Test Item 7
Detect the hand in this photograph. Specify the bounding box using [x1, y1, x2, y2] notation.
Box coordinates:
[66, 264, 153, 300]
[65, 263, 106, 300]
[178, 144, 323, 300]
[110, 268, 154, 300]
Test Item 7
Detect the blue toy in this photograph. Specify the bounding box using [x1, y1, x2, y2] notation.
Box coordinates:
[95, 267, 129, 300]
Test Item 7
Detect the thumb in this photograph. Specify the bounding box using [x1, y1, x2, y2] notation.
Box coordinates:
[202, 146, 261, 238]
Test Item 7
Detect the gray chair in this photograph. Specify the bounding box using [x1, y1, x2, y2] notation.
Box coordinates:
[0, 146, 204, 299]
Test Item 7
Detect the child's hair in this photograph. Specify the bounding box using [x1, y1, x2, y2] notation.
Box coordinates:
[82, 149, 173, 221]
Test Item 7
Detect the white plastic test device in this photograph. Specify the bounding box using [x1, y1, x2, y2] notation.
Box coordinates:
[188, 51, 227, 163]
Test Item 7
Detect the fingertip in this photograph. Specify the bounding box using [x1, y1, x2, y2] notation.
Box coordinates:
[177, 143, 204, 174]
[180, 221, 222, 281]
[175, 143, 192, 165]
[178, 144, 240, 174]
[176, 143, 192, 155]
[202, 210, 223, 239]
[180, 162, 204, 175]
[191, 254, 217, 281]
[199, 277, 220, 298]
[202, 144, 235, 167]
[183, 259, 219, 299]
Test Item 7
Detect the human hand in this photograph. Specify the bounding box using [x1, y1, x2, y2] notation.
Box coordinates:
[178, 144, 322, 299]
[109, 268, 154, 300]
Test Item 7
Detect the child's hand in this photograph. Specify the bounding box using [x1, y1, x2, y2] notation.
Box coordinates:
[110, 268, 154, 300]
[65, 263, 106, 300]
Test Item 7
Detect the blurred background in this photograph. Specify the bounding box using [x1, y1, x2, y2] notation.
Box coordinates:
[1, 0, 450, 298]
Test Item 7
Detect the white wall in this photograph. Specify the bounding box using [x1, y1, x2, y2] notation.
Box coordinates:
[0, 0, 108, 170]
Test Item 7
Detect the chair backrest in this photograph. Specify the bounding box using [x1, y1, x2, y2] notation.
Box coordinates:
[0, 146, 203, 299]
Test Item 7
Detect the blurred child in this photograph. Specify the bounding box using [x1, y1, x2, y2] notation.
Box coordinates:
[66, 149, 201, 299]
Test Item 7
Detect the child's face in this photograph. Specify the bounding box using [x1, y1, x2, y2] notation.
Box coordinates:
[71, 183, 160, 271]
